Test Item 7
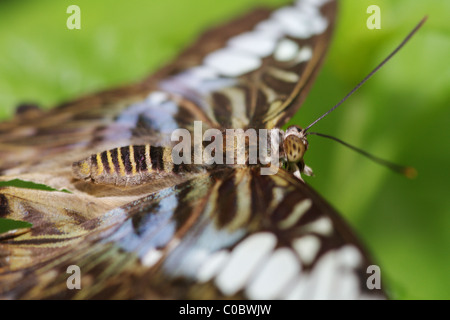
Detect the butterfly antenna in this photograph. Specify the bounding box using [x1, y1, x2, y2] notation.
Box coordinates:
[306, 132, 417, 178]
[303, 16, 427, 133]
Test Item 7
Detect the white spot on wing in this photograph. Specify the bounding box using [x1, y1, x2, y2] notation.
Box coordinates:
[292, 235, 321, 265]
[337, 245, 363, 268]
[228, 31, 277, 57]
[272, 7, 311, 38]
[303, 0, 330, 7]
[173, 248, 210, 278]
[288, 250, 337, 299]
[141, 249, 163, 267]
[303, 216, 333, 236]
[145, 91, 169, 105]
[215, 232, 277, 296]
[272, 5, 328, 39]
[331, 269, 360, 300]
[163, 65, 234, 94]
[188, 65, 219, 80]
[255, 20, 285, 39]
[309, 247, 363, 299]
[204, 48, 261, 77]
[284, 245, 364, 299]
[296, 46, 313, 63]
[246, 248, 300, 299]
[295, 1, 320, 15]
[308, 14, 328, 34]
[197, 250, 229, 283]
[274, 39, 300, 62]
[284, 275, 311, 300]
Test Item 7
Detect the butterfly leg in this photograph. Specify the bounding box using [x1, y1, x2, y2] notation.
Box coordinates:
[290, 163, 303, 181]
[288, 162, 314, 181]
[303, 164, 314, 177]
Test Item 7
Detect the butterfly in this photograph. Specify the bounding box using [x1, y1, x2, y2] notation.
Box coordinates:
[0, 0, 387, 299]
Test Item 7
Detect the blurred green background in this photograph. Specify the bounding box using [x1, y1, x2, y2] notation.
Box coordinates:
[0, 0, 448, 299]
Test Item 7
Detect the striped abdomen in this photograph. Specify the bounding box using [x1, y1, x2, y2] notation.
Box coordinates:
[73, 145, 185, 186]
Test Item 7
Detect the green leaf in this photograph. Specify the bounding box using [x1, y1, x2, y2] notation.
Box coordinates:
[0, 179, 71, 193]
[0, 218, 32, 234]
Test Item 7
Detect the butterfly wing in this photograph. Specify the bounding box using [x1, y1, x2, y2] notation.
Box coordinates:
[0, 0, 334, 175]
[1, 0, 337, 267]
[1, 168, 385, 299]
[0, 0, 385, 300]
[156, 0, 336, 130]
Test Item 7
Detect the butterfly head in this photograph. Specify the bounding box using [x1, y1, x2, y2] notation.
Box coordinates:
[283, 125, 308, 164]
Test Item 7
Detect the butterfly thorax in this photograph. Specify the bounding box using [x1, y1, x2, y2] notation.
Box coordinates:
[211, 126, 310, 176]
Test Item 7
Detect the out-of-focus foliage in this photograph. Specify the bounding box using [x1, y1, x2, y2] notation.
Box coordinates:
[0, 0, 448, 299]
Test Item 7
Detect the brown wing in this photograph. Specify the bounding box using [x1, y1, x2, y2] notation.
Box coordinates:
[1, 168, 385, 299]
[0, 5, 289, 227]
[0, 8, 267, 175]
[0, 0, 336, 177]
[0, 0, 337, 252]
[156, 0, 336, 130]
[0, 0, 358, 300]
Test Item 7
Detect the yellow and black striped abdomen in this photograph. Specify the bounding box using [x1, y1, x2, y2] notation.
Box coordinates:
[73, 145, 176, 186]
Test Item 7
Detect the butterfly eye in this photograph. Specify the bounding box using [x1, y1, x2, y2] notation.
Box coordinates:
[283, 135, 306, 163]
[285, 125, 303, 136]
